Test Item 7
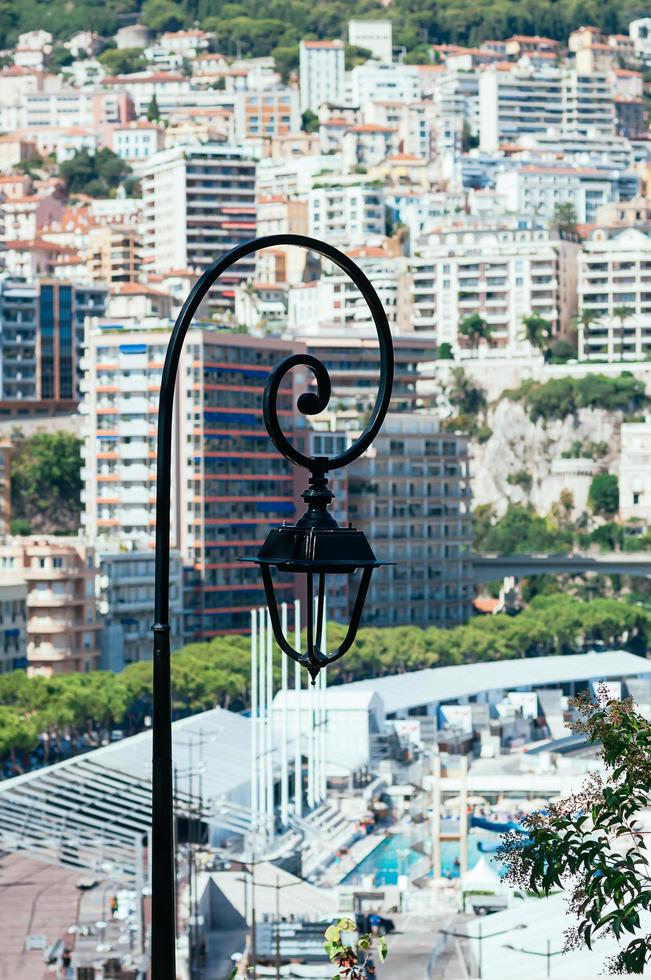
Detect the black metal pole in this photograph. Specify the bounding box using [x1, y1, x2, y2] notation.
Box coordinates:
[275, 875, 281, 980]
[152, 234, 393, 976]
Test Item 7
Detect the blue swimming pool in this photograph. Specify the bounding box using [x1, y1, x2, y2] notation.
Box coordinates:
[341, 832, 502, 885]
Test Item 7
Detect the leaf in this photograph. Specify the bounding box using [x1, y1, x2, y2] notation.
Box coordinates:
[337, 918, 356, 932]
[323, 940, 339, 961]
[377, 937, 388, 962]
[325, 925, 341, 943]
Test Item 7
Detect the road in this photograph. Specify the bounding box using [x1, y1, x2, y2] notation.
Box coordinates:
[376, 913, 465, 980]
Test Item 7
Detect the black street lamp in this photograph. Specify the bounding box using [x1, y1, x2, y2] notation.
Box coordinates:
[152, 234, 394, 977]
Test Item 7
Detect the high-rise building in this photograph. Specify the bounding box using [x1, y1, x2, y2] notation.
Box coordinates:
[479, 66, 617, 152]
[299, 335, 438, 414]
[81, 324, 303, 639]
[348, 415, 473, 628]
[479, 65, 563, 151]
[0, 275, 106, 407]
[139, 144, 257, 309]
[299, 40, 345, 113]
[309, 413, 473, 629]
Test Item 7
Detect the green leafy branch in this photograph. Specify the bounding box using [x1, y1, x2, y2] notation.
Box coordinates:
[499, 691, 651, 974]
[324, 918, 388, 978]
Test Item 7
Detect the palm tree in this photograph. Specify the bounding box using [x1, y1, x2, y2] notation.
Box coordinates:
[612, 305, 634, 360]
[458, 313, 491, 349]
[522, 313, 552, 353]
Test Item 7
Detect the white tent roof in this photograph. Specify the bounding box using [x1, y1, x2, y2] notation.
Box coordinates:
[334, 652, 651, 716]
[461, 855, 501, 891]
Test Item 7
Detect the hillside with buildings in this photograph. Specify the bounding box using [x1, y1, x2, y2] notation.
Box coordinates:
[2, 11, 651, 978]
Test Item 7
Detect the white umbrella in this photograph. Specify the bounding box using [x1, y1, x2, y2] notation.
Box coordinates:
[520, 798, 550, 812]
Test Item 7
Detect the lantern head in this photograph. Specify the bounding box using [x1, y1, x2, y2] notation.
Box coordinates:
[245, 467, 385, 683]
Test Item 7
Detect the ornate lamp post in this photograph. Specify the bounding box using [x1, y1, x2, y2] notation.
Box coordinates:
[152, 234, 394, 977]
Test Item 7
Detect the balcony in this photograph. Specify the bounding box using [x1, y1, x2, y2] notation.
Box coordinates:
[27, 592, 85, 608]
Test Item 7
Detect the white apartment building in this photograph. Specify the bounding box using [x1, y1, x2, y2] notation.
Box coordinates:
[138, 143, 256, 305]
[288, 249, 411, 334]
[562, 73, 616, 135]
[619, 419, 651, 522]
[97, 550, 183, 669]
[80, 328, 181, 552]
[412, 226, 579, 349]
[309, 181, 385, 244]
[23, 89, 96, 129]
[349, 61, 421, 107]
[479, 65, 563, 151]
[479, 66, 616, 151]
[348, 20, 393, 62]
[110, 121, 165, 161]
[255, 154, 343, 198]
[299, 40, 345, 112]
[630, 19, 651, 62]
[578, 227, 651, 359]
[496, 164, 639, 224]
[513, 131, 635, 170]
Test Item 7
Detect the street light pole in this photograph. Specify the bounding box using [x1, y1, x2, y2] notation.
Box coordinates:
[152, 235, 393, 977]
[503, 939, 563, 977]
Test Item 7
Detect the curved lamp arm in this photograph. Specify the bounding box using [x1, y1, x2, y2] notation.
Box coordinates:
[151, 234, 393, 977]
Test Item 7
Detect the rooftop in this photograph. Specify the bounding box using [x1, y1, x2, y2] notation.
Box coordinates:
[337, 651, 651, 715]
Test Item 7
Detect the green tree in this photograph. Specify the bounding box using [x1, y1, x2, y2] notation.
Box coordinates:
[459, 313, 491, 347]
[613, 304, 635, 356]
[553, 201, 578, 234]
[500, 693, 651, 974]
[59, 148, 131, 198]
[98, 47, 146, 76]
[549, 337, 577, 363]
[48, 46, 74, 71]
[10, 431, 82, 533]
[447, 367, 487, 416]
[141, 0, 186, 31]
[522, 312, 553, 352]
[473, 504, 573, 554]
[437, 341, 454, 360]
[588, 473, 619, 516]
[344, 43, 373, 69]
[147, 94, 161, 122]
[301, 109, 319, 133]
